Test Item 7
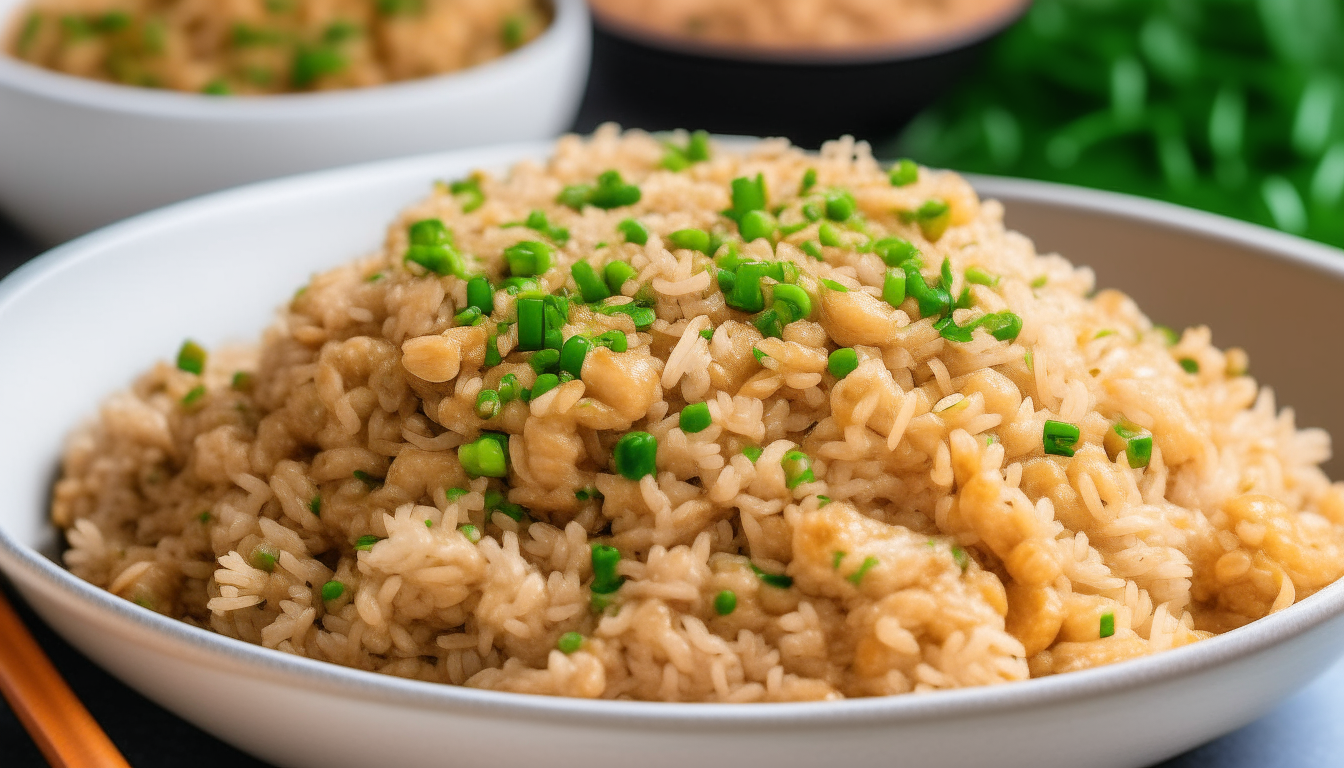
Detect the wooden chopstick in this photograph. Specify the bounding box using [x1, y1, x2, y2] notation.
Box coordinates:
[0, 587, 131, 768]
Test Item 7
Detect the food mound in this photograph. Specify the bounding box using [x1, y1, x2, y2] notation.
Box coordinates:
[589, 0, 1022, 52]
[53, 128, 1344, 702]
[6, 0, 547, 95]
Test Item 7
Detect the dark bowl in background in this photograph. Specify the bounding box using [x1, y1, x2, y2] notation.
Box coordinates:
[583, 1, 1032, 148]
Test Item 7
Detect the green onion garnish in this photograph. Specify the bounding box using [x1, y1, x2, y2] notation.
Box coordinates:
[597, 303, 656, 330]
[503, 241, 553, 277]
[951, 545, 970, 572]
[750, 563, 793, 589]
[827, 348, 860, 380]
[613, 432, 657, 480]
[458, 435, 508, 478]
[781, 450, 815, 489]
[181, 385, 206, 407]
[320, 580, 345, 601]
[1100, 611, 1116, 638]
[882, 269, 907, 308]
[1043, 420, 1081, 457]
[592, 330, 628, 353]
[679, 402, 712, 433]
[729, 174, 768, 220]
[531, 373, 560, 399]
[177, 340, 207, 375]
[771, 283, 812, 321]
[846, 556, 879, 585]
[742, 446, 763, 463]
[1179, 357, 1200, 373]
[559, 335, 591, 378]
[831, 551, 846, 569]
[604, 261, 637, 294]
[445, 487, 469, 502]
[458, 524, 482, 543]
[965, 267, 999, 287]
[354, 534, 382, 551]
[353, 470, 383, 489]
[449, 178, 484, 213]
[668, 228, 712, 254]
[250, 545, 278, 573]
[587, 170, 642, 210]
[799, 168, 818, 195]
[824, 190, 856, 222]
[308, 496, 321, 517]
[517, 297, 545, 351]
[466, 276, 495, 315]
[889, 158, 919, 187]
[475, 389, 501, 419]
[556, 631, 583, 654]
[590, 544, 625, 594]
[714, 590, 737, 615]
[738, 210, 776, 242]
[617, 218, 649, 245]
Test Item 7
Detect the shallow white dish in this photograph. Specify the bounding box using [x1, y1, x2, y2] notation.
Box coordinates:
[0, 0, 589, 245]
[2, 142, 1344, 768]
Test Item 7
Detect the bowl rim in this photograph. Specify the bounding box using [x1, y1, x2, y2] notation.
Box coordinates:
[588, 0, 1031, 66]
[3, 143, 1344, 728]
[0, 0, 586, 119]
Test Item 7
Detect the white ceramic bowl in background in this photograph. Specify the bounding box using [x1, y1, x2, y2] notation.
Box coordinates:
[0, 0, 589, 245]
[2, 142, 1344, 768]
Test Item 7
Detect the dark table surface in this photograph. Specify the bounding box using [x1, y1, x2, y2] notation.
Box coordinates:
[4, 65, 1344, 768]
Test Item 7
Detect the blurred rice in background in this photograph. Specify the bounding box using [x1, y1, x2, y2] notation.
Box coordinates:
[894, 0, 1344, 249]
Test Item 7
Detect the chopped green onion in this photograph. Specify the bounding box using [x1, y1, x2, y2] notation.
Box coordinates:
[824, 190, 856, 222]
[802, 241, 825, 260]
[531, 373, 560, 399]
[501, 14, 526, 48]
[889, 158, 919, 187]
[965, 267, 999, 287]
[1043, 420, 1081, 457]
[475, 389, 501, 419]
[466, 276, 495, 315]
[714, 590, 737, 615]
[934, 315, 974, 343]
[557, 631, 583, 654]
[557, 183, 592, 210]
[781, 450, 815, 489]
[751, 347, 767, 363]
[726, 262, 768, 312]
[1030, 275, 1048, 289]
[597, 303, 656, 330]
[739, 210, 776, 242]
[458, 524, 482, 543]
[882, 269, 907, 307]
[177, 340, 207, 374]
[699, 328, 714, 340]
[250, 545, 278, 573]
[1126, 435, 1153, 469]
[613, 432, 657, 480]
[559, 335, 592, 378]
[320, 580, 345, 601]
[496, 374, 520, 403]
[503, 241, 553, 277]
[742, 445, 763, 463]
[799, 168, 818, 195]
[617, 218, 649, 246]
[802, 201, 824, 221]
[590, 544, 625, 594]
[754, 309, 784, 339]
[449, 178, 484, 213]
[353, 470, 383, 489]
[846, 555, 879, 585]
[818, 222, 843, 247]
[1100, 611, 1116, 638]
[872, 237, 920, 267]
[592, 330, 629, 353]
[445, 487, 469, 502]
[978, 311, 1023, 341]
[588, 170, 642, 209]
[604, 261, 637, 294]
[517, 297, 545, 351]
[820, 278, 849, 293]
[771, 283, 813, 321]
[354, 534, 382, 551]
[902, 199, 952, 240]
[951, 545, 970, 572]
[668, 228, 712, 254]
[181, 385, 206, 407]
[454, 306, 482, 326]
[529, 348, 560, 375]
[1179, 357, 1200, 373]
[903, 262, 951, 318]
[679, 402, 712, 433]
[750, 563, 793, 589]
[308, 496, 321, 517]
[817, 495, 832, 507]
[458, 435, 508, 478]
[828, 348, 859, 379]
[730, 174, 768, 220]
[832, 551, 846, 569]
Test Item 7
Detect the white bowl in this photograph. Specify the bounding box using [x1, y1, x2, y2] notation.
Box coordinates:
[0, 0, 589, 245]
[2, 142, 1344, 768]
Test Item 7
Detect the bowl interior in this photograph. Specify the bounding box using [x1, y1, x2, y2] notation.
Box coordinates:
[2, 151, 1344, 765]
